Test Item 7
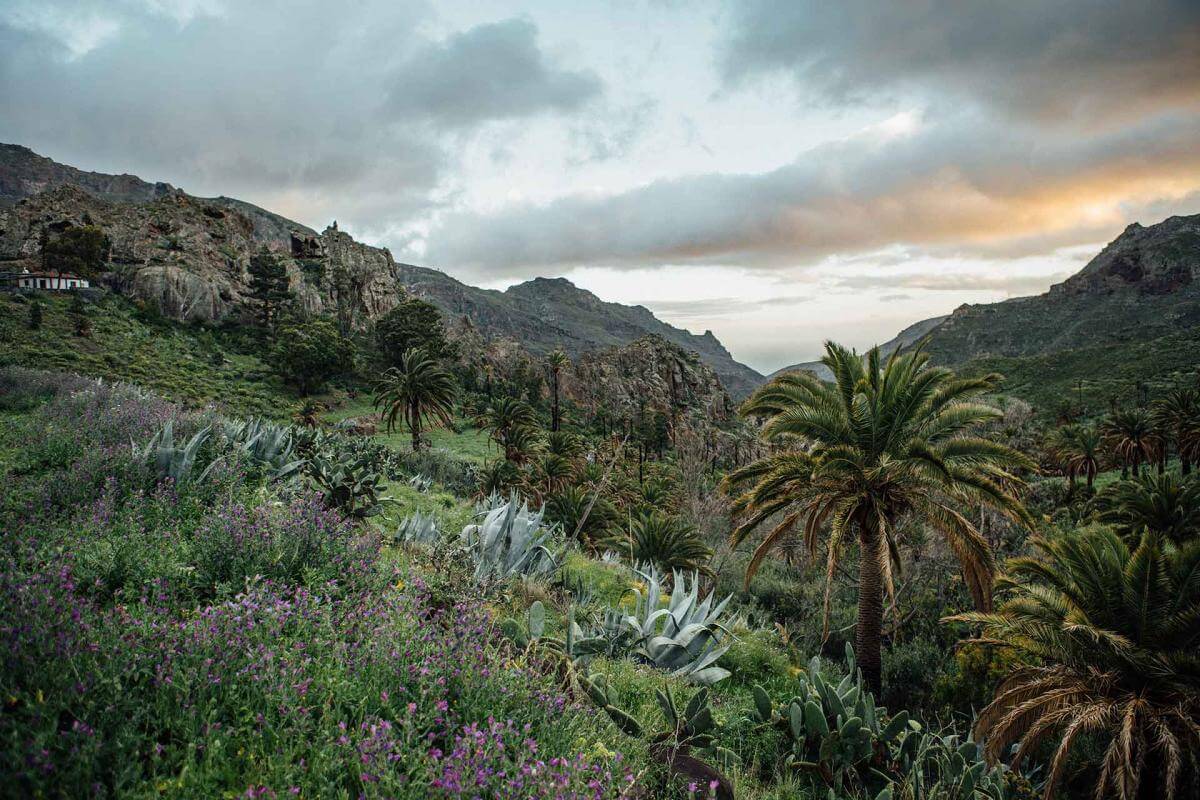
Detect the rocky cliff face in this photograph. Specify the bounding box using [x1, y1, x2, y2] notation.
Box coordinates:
[922, 213, 1200, 365]
[0, 143, 763, 395]
[0, 182, 405, 330]
[569, 335, 734, 427]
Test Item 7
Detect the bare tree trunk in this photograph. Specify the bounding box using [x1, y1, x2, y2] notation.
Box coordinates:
[856, 521, 885, 695]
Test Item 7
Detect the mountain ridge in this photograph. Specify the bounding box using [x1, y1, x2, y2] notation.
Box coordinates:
[0, 143, 762, 396]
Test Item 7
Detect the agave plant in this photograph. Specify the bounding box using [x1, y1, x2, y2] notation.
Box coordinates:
[620, 566, 736, 685]
[307, 450, 385, 518]
[132, 420, 221, 486]
[460, 493, 559, 582]
[407, 473, 433, 493]
[226, 418, 305, 481]
[394, 510, 442, 546]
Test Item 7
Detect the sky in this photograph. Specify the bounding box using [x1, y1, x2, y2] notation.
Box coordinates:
[2, 0, 1199, 373]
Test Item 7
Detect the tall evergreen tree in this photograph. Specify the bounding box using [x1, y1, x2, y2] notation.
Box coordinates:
[246, 252, 293, 329]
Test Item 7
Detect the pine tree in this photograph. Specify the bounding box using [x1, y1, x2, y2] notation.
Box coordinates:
[28, 300, 43, 330]
[246, 252, 294, 329]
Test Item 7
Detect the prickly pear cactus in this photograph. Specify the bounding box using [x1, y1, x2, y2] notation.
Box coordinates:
[749, 644, 1021, 799]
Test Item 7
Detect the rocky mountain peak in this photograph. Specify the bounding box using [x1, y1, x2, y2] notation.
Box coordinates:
[1055, 212, 1198, 297]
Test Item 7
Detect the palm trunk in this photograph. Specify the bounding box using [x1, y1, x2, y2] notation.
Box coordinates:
[856, 521, 885, 695]
[551, 372, 561, 432]
[409, 399, 422, 452]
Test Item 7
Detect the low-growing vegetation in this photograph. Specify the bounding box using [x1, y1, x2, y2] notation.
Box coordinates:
[3, 279, 1199, 800]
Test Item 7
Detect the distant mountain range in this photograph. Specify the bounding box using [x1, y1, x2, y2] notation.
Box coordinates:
[0, 144, 763, 397]
[4, 143, 1196, 405]
[771, 213, 1200, 403]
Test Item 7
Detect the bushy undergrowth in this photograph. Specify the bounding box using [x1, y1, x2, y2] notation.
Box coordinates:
[0, 370, 643, 797]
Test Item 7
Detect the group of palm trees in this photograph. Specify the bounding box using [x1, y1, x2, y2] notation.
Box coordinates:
[372, 345, 715, 575]
[728, 342, 1199, 800]
[1051, 388, 1200, 494]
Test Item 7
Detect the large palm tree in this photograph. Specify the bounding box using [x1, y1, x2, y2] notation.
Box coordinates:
[725, 342, 1033, 691]
[1152, 388, 1200, 475]
[950, 528, 1200, 800]
[476, 396, 539, 461]
[546, 349, 570, 432]
[372, 348, 457, 452]
[1093, 471, 1200, 545]
[1103, 407, 1161, 478]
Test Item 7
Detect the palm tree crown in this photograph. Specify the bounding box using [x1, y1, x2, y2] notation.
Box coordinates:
[726, 341, 1033, 691]
[1103, 407, 1161, 478]
[372, 348, 457, 452]
[951, 528, 1200, 799]
[1152, 388, 1200, 475]
[1093, 471, 1200, 545]
[476, 396, 539, 461]
[1050, 423, 1103, 493]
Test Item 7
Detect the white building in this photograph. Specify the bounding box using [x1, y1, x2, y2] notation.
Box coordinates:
[14, 269, 90, 291]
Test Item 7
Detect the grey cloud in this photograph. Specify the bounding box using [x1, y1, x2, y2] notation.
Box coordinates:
[0, 0, 445, 230]
[0, 3, 601, 235]
[718, 1, 1200, 125]
[419, 108, 1200, 278]
[383, 18, 602, 130]
[567, 98, 657, 164]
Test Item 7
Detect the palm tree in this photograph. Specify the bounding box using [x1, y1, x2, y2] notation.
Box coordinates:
[292, 398, 326, 428]
[950, 528, 1200, 800]
[1103, 407, 1160, 478]
[546, 349, 570, 432]
[372, 348, 457, 452]
[476, 396, 539, 461]
[477, 458, 519, 498]
[1152, 388, 1199, 475]
[545, 430, 584, 460]
[1092, 472, 1200, 545]
[625, 510, 714, 575]
[725, 342, 1033, 692]
[545, 485, 619, 550]
[1050, 423, 1103, 494]
[534, 452, 576, 500]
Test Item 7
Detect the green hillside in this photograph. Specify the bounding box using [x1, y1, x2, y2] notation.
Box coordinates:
[963, 326, 1200, 419]
[0, 291, 322, 417]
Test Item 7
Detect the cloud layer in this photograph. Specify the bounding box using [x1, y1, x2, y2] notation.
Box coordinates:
[421, 108, 1200, 277]
[719, 0, 1200, 125]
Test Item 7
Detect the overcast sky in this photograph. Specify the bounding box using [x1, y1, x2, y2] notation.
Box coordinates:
[3, 0, 1198, 372]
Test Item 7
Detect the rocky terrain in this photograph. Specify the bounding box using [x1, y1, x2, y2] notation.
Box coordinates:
[921, 214, 1200, 366]
[0, 144, 762, 396]
[569, 334, 734, 427]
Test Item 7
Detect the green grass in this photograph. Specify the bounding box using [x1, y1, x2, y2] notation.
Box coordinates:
[324, 399, 499, 463]
[374, 479, 476, 536]
[0, 292, 307, 417]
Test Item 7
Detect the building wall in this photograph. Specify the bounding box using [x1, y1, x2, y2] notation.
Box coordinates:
[17, 276, 89, 290]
